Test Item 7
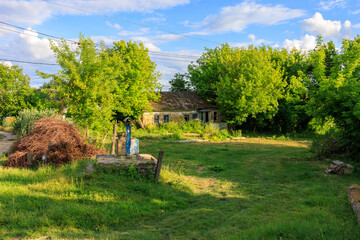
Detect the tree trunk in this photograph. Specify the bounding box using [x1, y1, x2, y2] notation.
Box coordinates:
[111, 120, 117, 154]
[86, 124, 89, 141]
[101, 132, 108, 149]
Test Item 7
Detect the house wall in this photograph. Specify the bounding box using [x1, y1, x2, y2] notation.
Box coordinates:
[142, 110, 221, 126]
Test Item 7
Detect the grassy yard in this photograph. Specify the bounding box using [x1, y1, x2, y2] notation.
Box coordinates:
[0, 137, 359, 239]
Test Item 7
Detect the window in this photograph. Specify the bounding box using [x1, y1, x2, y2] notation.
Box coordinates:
[192, 113, 198, 119]
[184, 114, 190, 122]
[214, 112, 218, 122]
[163, 114, 170, 123]
[154, 115, 160, 124]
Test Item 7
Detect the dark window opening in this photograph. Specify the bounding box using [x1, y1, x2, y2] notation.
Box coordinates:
[192, 113, 198, 119]
[154, 115, 160, 124]
[214, 112, 218, 122]
[164, 115, 170, 123]
[205, 112, 209, 122]
[184, 114, 190, 122]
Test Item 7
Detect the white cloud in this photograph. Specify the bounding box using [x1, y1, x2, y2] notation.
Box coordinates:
[0, 61, 12, 68]
[352, 9, 360, 14]
[319, 0, 346, 10]
[143, 42, 161, 52]
[189, 1, 305, 35]
[16, 28, 54, 60]
[302, 12, 352, 39]
[283, 34, 317, 51]
[0, 0, 53, 25]
[230, 34, 271, 48]
[353, 23, 360, 28]
[0, 0, 190, 26]
[106, 21, 122, 30]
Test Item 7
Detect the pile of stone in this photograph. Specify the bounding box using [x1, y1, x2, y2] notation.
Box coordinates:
[325, 160, 353, 175]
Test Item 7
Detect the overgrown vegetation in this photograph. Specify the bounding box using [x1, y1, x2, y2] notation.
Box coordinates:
[133, 120, 238, 141]
[0, 138, 359, 239]
[13, 108, 60, 137]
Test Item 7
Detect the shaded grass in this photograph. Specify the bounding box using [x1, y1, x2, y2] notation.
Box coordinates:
[0, 138, 359, 239]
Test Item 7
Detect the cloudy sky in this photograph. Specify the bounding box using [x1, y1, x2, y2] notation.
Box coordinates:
[0, 0, 360, 89]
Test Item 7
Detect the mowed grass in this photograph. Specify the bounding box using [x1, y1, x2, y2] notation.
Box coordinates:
[0, 138, 359, 239]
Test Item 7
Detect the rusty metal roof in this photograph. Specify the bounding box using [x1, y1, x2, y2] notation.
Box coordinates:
[150, 92, 215, 112]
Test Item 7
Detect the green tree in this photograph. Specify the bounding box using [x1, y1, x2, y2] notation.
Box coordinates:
[0, 64, 33, 120]
[169, 73, 191, 92]
[109, 40, 161, 120]
[188, 44, 285, 127]
[307, 36, 360, 156]
[38, 36, 161, 139]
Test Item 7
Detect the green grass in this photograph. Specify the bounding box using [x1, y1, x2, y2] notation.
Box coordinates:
[0, 138, 359, 239]
[0, 134, 5, 140]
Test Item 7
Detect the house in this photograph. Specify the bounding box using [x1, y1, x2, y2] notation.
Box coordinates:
[142, 91, 223, 126]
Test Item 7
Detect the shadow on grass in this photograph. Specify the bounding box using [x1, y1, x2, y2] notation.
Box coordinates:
[1, 139, 360, 239]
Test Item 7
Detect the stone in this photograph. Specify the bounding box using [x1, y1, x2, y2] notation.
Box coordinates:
[332, 160, 353, 169]
[325, 164, 344, 175]
[96, 154, 157, 177]
[348, 185, 360, 224]
[85, 163, 94, 173]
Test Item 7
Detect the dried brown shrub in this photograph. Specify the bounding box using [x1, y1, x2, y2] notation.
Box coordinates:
[4, 118, 105, 167]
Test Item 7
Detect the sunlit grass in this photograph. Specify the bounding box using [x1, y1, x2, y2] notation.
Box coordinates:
[0, 138, 359, 239]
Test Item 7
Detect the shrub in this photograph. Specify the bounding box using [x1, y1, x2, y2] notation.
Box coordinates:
[2, 117, 16, 128]
[13, 109, 60, 137]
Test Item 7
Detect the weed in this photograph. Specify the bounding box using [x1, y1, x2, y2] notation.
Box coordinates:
[209, 164, 224, 172]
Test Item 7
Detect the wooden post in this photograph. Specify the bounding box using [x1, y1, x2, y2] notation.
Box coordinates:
[154, 151, 164, 181]
[26, 153, 36, 166]
[111, 121, 117, 154]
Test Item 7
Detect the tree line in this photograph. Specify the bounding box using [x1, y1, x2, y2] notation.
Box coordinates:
[0, 35, 161, 140]
[2, 34, 360, 156]
[170, 36, 360, 157]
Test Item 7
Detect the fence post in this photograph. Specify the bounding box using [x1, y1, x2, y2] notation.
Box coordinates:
[154, 151, 164, 181]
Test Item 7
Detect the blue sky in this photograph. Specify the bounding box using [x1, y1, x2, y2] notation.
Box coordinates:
[1, 0, 360, 89]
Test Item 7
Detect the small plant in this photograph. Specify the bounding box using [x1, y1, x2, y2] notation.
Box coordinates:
[209, 164, 224, 172]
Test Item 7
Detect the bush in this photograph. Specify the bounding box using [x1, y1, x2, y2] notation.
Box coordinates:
[13, 109, 60, 137]
[2, 117, 16, 128]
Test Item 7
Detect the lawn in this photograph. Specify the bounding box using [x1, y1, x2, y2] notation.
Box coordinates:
[0, 137, 359, 239]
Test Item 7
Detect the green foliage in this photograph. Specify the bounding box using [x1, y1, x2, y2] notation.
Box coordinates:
[209, 164, 224, 172]
[188, 44, 285, 126]
[2, 117, 16, 128]
[37, 36, 161, 139]
[307, 36, 360, 157]
[13, 109, 60, 137]
[169, 73, 191, 92]
[0, 64, 33, 120]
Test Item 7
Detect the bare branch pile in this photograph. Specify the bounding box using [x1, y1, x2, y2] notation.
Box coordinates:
[4, 118, 105, 167]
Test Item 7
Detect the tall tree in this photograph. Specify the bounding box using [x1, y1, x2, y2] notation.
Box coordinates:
[307, 36, 360, 155]
[188, 44, 285, 127]
[169, 73, 191, 92]
[0, 63, 33, 120]
[37, 36, 161, 138]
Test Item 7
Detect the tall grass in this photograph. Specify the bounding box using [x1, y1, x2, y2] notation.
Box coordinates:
[133, 120, 239, 141]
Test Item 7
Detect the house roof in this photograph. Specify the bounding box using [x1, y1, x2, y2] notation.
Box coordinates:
[150, 91, 216, 112]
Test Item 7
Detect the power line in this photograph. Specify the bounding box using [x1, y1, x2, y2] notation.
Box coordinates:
[41, 0, 220, 45]
[0, 21, 203, 59]
[0, 21, 78, 44]
[0, 58, 58, 66]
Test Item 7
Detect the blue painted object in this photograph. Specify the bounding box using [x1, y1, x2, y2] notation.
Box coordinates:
[129, 138, 139, 155]
[125, 124, 132, 155]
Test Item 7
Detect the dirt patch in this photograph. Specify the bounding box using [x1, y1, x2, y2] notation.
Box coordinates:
[4, 118, 105, 167]
[0, 131, 16, 155]
[348, 185, 360, 224]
